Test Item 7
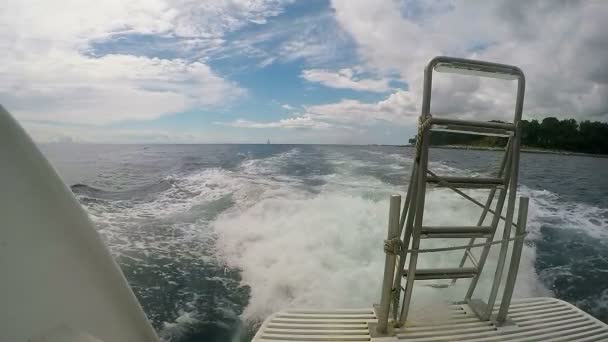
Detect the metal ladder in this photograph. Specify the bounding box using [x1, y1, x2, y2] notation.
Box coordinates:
[374, 56, 530, 336]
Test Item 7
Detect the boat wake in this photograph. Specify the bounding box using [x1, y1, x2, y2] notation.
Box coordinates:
[69, 146, 607, 341]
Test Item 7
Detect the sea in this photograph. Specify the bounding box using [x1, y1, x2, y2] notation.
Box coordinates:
[39, 143, 608, 342]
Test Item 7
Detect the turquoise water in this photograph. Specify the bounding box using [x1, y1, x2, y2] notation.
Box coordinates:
[40, 144, 608, 341]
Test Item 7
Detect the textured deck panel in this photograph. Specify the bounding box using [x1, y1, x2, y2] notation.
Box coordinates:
[253, 308, 375, 341]
[252, 298, 608, 341]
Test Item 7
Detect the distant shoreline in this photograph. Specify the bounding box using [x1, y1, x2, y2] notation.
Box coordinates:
[427, 144, 608, 159]
[40, 142, 608, 159]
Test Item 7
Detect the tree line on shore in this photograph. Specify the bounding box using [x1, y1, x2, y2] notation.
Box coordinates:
[408, 117, 608, 155]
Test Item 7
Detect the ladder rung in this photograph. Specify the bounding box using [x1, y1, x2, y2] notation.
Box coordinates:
[420, 226, 493, 239]
[430, 124, 513, 137]
[430, 117, 515, 131]
[427, 176, 504, 189]
[402, 267, 478, 280]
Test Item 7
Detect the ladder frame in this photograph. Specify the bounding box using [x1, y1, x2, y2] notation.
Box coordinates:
[376, 56, 527, 334]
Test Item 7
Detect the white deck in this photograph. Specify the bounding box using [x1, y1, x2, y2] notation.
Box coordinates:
[252, 297, 608, 341]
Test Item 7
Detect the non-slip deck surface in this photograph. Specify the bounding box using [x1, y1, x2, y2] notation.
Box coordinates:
[252, 297, 608, 341]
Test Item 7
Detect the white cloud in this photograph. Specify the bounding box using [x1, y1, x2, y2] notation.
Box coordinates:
[2, 54, 243, 124]
[219, 88, 420, 131]
[217, 116, 334, 130]
[24, 122, 196, 144]
[301, 68, 393, 92]
[4, 0, 607, 145]
[214, 8, 353, 67]
[279, 39, 329, 63]
[329, 0, 608, 122]
[169, 0, 292, 38]
[304, 90, 419, 125]
[0, 0, 290, 125]
[281, 104, 294, 110]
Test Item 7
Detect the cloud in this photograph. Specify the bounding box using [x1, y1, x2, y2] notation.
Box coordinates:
[217, 116, 334, 130]
[304, 90, 419, 125]
[2, 54, 244, 124]
[22, 121, 208, 144]
[0, 0, 290, 125]
[329, 0, 608, 121]
[220, 88, 420, 131]
[301, 68, 393, 92]
[168, 0, 293, 38]
[4, 0, 607, 145]
[213, 7, 356, 68]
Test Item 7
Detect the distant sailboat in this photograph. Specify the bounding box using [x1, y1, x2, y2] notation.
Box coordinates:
[267, 139, 270, 144]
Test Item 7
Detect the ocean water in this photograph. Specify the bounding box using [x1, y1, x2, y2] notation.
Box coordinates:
[40, 144, 608, 341]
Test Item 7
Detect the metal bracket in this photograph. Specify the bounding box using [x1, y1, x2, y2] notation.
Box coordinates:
[371, 304, 397, 338]
[467, 298, 520, 327]
[368, 321, 397, 340]
[495, 317, 519, 330]
[467, 298, 489, 321]
[384, 238, 403, 255]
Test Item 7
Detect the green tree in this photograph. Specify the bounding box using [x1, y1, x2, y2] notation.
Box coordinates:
[557, 118, 579, 150]
[408, 116, 608, 155]
[579, 120, 608, 154]
[521, 119, 540, 146]
[538, 117, 561, 148]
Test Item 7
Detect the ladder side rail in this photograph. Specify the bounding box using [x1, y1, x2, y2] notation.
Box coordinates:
[376, 195, 402, 334]
[496, 196, 529, 324]
[465, 143, 514, 302]
[452, 137, 512, 285]
[397, 58, 435, 327]
[391, 259, 401, 321]
[464, 187, 510, 304]
[483, 74, 525, 319]
[398, 166, 417, 235]
[398, 128, 431, 326]
[451, 184, 497, 281]
[512, 66, 526, 123]
[392, 167, 418, 320]
[483, 119, 523, 320]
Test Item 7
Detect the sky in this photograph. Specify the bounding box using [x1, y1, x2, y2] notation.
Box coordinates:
[2, 0, 607, 144]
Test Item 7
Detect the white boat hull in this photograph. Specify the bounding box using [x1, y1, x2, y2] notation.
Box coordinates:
[0, 106, 159, 342]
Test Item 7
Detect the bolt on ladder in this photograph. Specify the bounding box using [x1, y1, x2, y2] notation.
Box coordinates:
[374, 56, 529, 335]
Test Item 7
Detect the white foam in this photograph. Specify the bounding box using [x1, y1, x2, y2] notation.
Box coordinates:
[160, 310, 200, 341]
[212, 150, 556, 323]
[521, 187, 608, 239]
[214, 192, 389, 321]
[240, 148, 301, 177]
[78, 146, 603, 328]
